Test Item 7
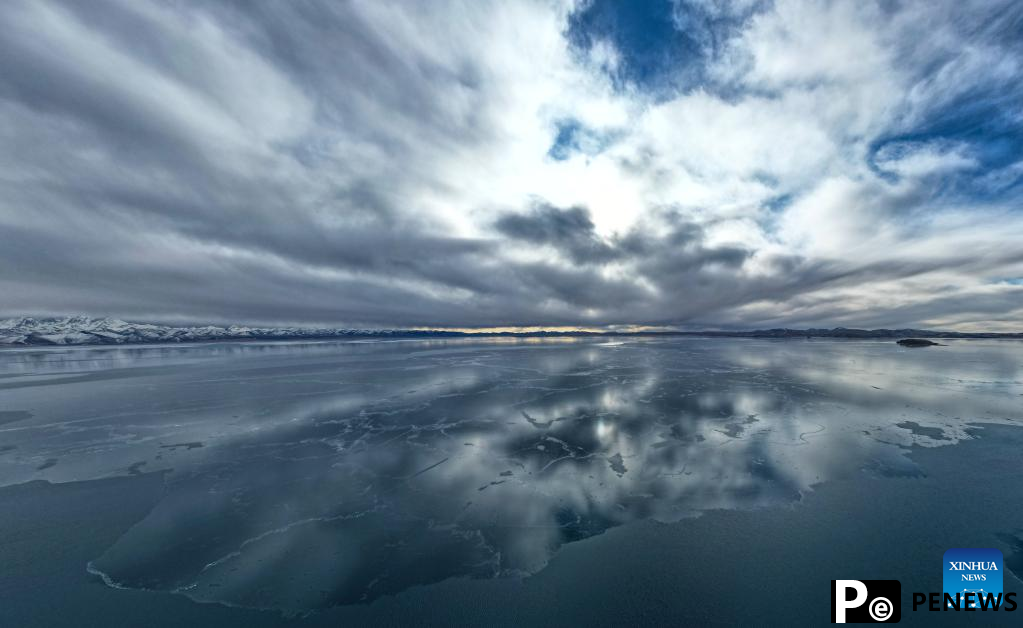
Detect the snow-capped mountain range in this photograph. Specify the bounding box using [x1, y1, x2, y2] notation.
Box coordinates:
[2, 316, 1020, 347]
[0, 316, 427, 346]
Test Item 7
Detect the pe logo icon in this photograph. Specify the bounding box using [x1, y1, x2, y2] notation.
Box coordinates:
[832, 580, 901, 623]
[943, 548, 1003, 609]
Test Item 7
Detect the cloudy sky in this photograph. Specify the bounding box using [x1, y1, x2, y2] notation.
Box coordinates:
[1, 0, 1021, 330]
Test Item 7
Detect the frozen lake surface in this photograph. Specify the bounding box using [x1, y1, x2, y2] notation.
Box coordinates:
[1, 337, 1022, 622]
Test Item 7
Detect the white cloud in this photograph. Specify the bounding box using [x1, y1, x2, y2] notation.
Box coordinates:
[874, 140, 978, 178]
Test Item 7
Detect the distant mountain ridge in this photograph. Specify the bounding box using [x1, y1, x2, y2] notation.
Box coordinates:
[1, 317, 1020, 347]
[0, 316, 446, 346]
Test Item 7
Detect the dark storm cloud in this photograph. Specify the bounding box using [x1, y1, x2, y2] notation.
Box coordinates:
[0, 0, 511, 326]
[0, 0, 1021, 330]
[495, 202, 619, 264]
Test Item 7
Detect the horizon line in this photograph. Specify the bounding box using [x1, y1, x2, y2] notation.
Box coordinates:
[2, 315, 1021, 341]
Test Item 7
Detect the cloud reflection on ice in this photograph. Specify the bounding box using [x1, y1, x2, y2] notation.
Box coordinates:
[1, 337, 1021, 611]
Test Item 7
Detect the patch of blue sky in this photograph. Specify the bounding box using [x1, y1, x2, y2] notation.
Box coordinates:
[547, 118, 620, 161]
[762, 192, 793, 213]
[868, 89, 1023, 204]
[565, 0, 764, 98]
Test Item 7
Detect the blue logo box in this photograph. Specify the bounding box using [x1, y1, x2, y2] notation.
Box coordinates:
[943, 548, 1003, 608]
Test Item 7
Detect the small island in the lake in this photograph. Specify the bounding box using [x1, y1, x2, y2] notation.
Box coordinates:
[897, 338, 943, 347]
